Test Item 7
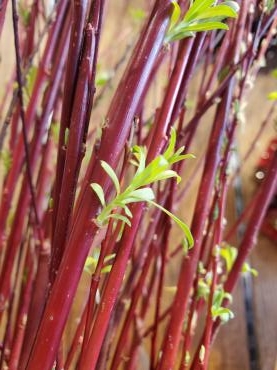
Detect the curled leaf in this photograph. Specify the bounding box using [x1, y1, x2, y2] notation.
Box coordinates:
[169, 1, 181, 31]
[211, 306, 234, 322]
[107, 213, 132, 227]
[101, 161, 120, 195]
[149, 200, 194, 248]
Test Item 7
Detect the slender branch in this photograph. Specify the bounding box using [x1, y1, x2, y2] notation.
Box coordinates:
[11, 0, 41, 234]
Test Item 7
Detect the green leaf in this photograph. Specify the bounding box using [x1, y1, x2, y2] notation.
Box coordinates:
[25, 66, 38, 96]
[107, 213, 132, 227]
[64, 127, 70, 146]
[184, 21, 229, 32]
[131, 155, 168, 188]
[242, 262, 258, 277]
[172, 145, 185, 157]
[51, 122, 60, 144]
[18, 1, 30, 26]
[123, 205, 133, 219]
[84, 256, 98, 274]
[271, 69, 277, 79]
[91, 183, 106, 207]
[182, 238, 189, 255]
[132, 145, 147, 174]
[100, 160, 120, 195]
[220, 244, 237, 272]
[167, 20, 229, 42]
[48, 197, 54, 210]
[116, 219, 127, 241]
[0, 150, 12, 175]
[152, 169, 181, 183]
[85, 256, 98, 267]
[166, 0, 238, 43]
[211, 306, 234, 322]
[113, 199, 128, 208]
[168, 153, 196, 164]
[184, 0, 215, 23]
[223, 1, 240, 13]
[268, 91, 277, 101]
[167, 30, 194, 42]
[96, 70, 112, 87]
[149, 200, 194, 248]
[195, 5, 237, 20]
[101, 265, 112, 274]
[126, 188, 155, 203]
[213, 287, 232, 310]
[218, 65, 230, 82]
[223, 291, 233, 303]
[197, 261, 206, 274]
[197, 278, 210, 300]
[164, 127, 177, 159]
[7, 210, 15, 228]
[91, 129, 194, 233]
[169, 1, 181, 31]
[212, 287, 224, 308]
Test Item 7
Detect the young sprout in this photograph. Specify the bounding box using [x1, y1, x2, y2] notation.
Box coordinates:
[166, 0, 239, 43]
[211, 286, 234, 323]
[91, 128, 195, 248]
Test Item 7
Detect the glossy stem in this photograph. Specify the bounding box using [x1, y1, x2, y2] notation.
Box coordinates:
[25, 2, 171, 369]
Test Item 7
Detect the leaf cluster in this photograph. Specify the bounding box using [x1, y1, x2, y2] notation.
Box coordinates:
[219, 243, 258, 277]
[166, 0, 239, 43]
[91, 128, 194, 247]
[197, 275, 234, 323]
[211, 286, 234, 323]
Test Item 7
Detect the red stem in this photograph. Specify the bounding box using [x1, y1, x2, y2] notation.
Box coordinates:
[81, 219, 114, 352]
[190, 152, 277, 368]
[50, 24, 96, 283]
[52, 0, 89, 231]
[78, 207, 143, 369]
[0, 0, 69, 249]
[151, 203, 172, 368]
[11, 0, 41, 241]
[0, 20, 69, 321]
[157, 85, 234, 370]
[224, 155, 277, 296]
[200, 177, 228, 369]
[25, 3, 171, 368]
[19, 240, 51, 370]
[110, 241, 156, 369]
[8, 250, 35, 370]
